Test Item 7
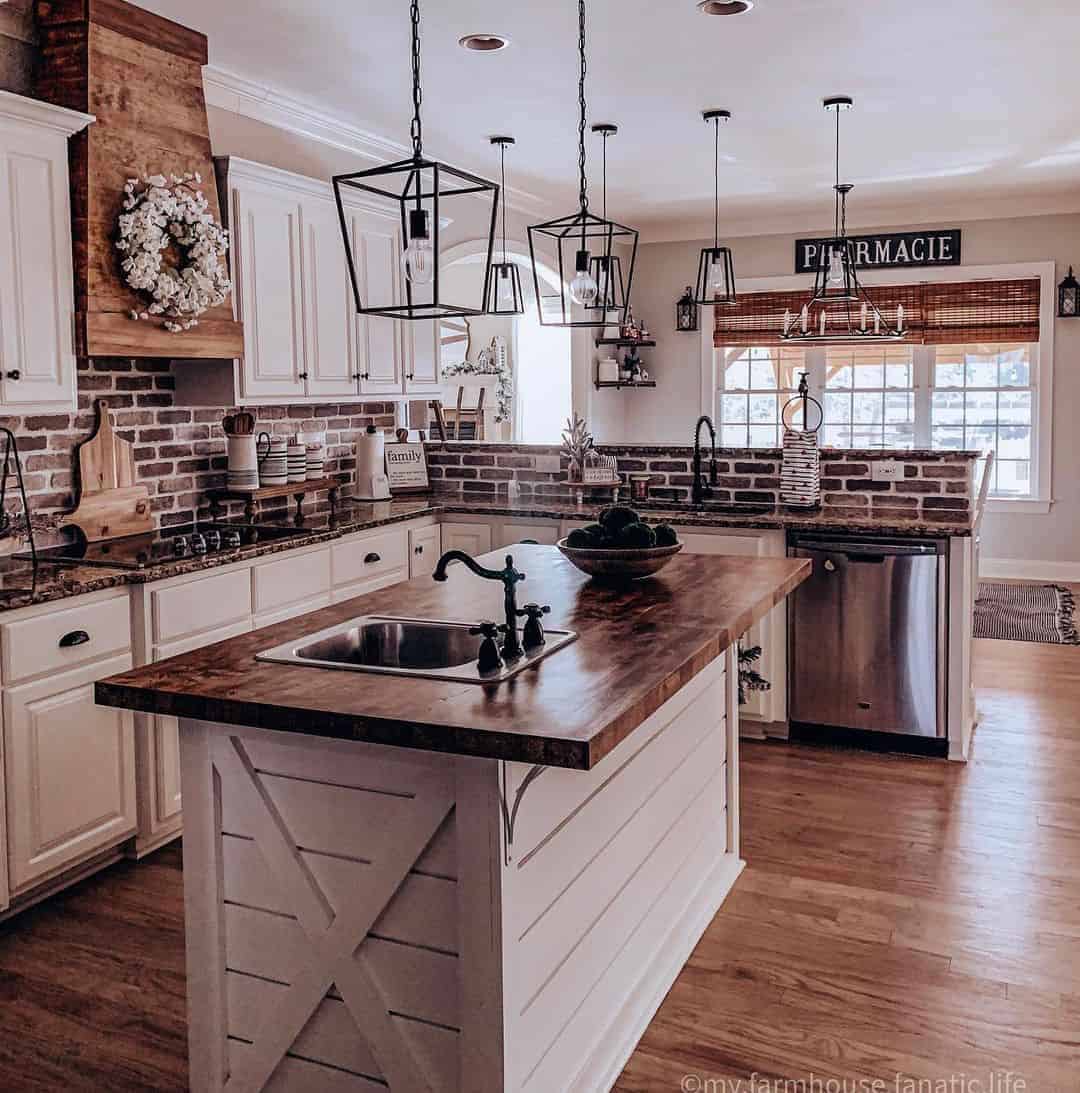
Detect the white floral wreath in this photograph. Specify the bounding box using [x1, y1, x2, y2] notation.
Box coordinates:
[116, 172, 231, 333]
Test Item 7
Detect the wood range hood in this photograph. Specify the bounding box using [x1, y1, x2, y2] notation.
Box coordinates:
[33, 0, 244, 360]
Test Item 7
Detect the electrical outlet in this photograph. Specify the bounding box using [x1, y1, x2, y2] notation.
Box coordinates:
[871, 459, 903, 482]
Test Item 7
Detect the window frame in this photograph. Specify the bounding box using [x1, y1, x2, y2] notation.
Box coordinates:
[706, 261, 1056, 513]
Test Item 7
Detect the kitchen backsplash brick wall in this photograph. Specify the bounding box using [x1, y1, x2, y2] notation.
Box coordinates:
[425, 442, 976, 525]
[0, 358, 395, 546]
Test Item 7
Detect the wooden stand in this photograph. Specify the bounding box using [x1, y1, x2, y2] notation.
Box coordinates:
[206, 477, 342, 526]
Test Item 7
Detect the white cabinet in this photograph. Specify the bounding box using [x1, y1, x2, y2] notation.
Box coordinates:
[409, 523, 442, 578]
[3, 653, 136, 894]
[495, 520, 561, 547]
[0, 92, 92, 413]
[441, 521, 493, 558]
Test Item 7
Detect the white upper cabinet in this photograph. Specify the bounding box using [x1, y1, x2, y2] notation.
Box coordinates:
[0, 92, 92, 414]
[222, 158, 429, 406]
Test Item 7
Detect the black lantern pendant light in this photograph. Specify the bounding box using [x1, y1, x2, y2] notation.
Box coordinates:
[487, 136, 524, 315]
[332, 0, 499, 320]
[1058, 266, 1079, 318]
[527, 0, 639, 328]
[781, 96, 905, 344]
[693, 109, 737, 306]
[586, 123, 629, 312]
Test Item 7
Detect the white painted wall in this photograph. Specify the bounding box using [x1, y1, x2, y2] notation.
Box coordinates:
[627, 213, 1080, 569]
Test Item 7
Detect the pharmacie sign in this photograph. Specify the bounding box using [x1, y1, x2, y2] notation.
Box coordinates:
[795, 230, 962, 273]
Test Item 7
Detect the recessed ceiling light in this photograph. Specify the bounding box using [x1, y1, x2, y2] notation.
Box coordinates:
[698, 1, 754, 14]
[459, 33, 510, 52]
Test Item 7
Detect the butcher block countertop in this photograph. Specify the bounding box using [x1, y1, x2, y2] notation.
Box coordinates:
[96, 545, 810, 770]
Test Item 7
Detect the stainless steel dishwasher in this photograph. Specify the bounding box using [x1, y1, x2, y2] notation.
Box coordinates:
[788, 535, 946, 741]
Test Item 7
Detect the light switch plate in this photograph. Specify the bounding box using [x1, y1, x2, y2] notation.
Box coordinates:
[871, 459, 903, 482]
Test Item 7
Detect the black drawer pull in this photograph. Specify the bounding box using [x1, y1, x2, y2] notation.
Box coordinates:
[414, 544, 424, 554]
[59, 630, 90, 649]
[364, 552, 381, 564]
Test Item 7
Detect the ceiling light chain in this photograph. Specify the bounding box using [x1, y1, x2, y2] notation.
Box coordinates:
[409, 0, 423, 158]
[577, 0, 589, 216]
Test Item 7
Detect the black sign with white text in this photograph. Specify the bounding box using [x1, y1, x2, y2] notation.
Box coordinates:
[794, 230, 962, 274]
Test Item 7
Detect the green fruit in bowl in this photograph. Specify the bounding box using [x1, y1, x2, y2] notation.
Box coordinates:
[581, 522, 608, 546]
[597, 506, 641, 536]
[654, 524, 679, 548]
[616, 522, 657, 549]
[565, 528, 591, 549]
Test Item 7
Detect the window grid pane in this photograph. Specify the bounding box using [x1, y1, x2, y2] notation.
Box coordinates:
[718, 346, 806, 449]
[823, 346, 915, 449]
[930, 343, 1034, 498]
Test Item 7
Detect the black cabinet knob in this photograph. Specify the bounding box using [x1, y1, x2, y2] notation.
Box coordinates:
[6, 370, 21, 381]
[414, 544, 424, 554]
[364, 552, 381, 564]
[298, 372, 309, 380]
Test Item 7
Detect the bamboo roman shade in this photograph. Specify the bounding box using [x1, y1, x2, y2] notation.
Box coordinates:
[714, 277, 1041, 346]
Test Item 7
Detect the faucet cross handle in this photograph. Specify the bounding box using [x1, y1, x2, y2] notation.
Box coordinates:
[517, 603, 551, 652]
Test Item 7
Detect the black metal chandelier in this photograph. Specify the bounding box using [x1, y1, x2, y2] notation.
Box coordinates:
[586, 123, 629, 312]
[332, 0, 499, 321]
[527, 0, 639, 328]
[487, 136, 525, 315]
[781, 96, 905, 344]
[693, 109, 737, 307]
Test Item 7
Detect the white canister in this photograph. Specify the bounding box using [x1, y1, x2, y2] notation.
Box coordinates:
[598, 357, 619, 384]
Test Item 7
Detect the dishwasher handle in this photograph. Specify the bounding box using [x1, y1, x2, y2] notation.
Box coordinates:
[794, 538, 941, 558]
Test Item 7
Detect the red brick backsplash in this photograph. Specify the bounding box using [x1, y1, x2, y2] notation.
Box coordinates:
[0, 358, 394, 545]
[425, 442, 976, 525]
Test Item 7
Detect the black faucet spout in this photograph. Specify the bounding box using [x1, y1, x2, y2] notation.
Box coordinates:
[692, 414, 718, 504]
[432, 550, 528, 661]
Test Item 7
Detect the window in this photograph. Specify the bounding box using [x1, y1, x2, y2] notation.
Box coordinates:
[716, 340, 1041, 500]
[718, 346, 806, 448]
[930, 343, 1034, 497]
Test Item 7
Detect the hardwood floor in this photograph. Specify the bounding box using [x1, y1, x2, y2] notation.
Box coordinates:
[0, 632, 1078, 1090]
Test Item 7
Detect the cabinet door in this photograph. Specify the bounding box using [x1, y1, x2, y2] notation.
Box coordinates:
[0, 128, 76, 411]
[233, 184, 306, 400]
[409, 524, 442, 578]
[349, 210, 405, 396]
[4, 653, 136, 892]
[403, 319, 440, 395]
[440, 522, 493, 558]
[301, 200, 357, 400]
[497, 521, 560, 547]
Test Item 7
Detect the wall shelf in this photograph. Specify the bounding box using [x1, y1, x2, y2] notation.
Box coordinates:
[594, 380, 657, 391]
[206, 475, 344, 525]
[595, 338, 657, 348]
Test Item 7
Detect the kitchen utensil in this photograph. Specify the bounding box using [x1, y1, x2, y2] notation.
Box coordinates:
[556, 538, 683, 582]
[60, 399, 153, 542]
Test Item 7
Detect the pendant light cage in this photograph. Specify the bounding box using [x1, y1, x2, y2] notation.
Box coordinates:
[782, 96, 905, 344]
[693, 109, 737, 307]
[487, 136, 525, 315]
[586, 123, 629, 313]
[332, 0, 499, 321]
[527, 0, 639, 328]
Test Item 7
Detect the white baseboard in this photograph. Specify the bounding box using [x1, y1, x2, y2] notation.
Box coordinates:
[980, 557, 1080, 583]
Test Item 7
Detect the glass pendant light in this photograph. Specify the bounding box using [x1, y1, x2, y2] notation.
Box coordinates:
[486, 136, 525, 315]
[781, 96, 905, 344]
[692, 109, 737, 306]
[332, 0, 499, 320]
[527, 0, 639, 328]
[586, 123, 629, 312]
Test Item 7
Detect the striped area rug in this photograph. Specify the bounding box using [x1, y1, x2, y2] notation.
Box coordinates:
[974, 582, 1080, 644]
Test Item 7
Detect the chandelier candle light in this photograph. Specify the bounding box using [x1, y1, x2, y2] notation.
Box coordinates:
[781, 96, 905, 344]
[487, 136, 525, 315]
[528, 0, 639, 328]
[332, 0, 499, 320]
[693, 109, 737, 306]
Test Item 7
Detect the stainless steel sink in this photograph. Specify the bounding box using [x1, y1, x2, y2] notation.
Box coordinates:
[256, 616, 577, 684]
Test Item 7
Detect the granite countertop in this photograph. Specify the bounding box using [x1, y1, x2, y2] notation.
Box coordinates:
[0, 491, 970, 613]
[96, 545, 811, 769]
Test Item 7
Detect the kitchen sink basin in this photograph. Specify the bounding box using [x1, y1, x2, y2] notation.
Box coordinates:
[256, 616, 577, 684]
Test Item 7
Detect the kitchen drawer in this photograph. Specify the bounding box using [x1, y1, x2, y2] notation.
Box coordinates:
[254, 594, 333, 630]
[498, 521, 560, 547]
[409, 524, 441, 578]
[252, 546, 331, 615]
[1, 594, 131, 685]
[152, 568, 251, 646]
[332, 529, 408, 589]
[331, 567, 409, 605]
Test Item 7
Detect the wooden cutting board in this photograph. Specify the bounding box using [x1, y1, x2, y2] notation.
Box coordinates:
[61, 399, 153, 542]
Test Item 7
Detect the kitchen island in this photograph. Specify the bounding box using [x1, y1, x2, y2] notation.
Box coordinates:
[97, 545, 809, 1093]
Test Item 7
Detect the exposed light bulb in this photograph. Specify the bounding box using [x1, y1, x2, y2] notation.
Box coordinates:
[402, 209, 434, 286]
[708, 259, 728, 293]
[402, 237, 434, 286]
[570, 270, 598, 307]
[828, 247, 845, 287]
[498, 269, 514, 302]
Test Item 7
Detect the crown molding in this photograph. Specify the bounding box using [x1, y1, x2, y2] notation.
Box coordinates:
[202, 64, 550, 218]
[0, 89, 94, 136]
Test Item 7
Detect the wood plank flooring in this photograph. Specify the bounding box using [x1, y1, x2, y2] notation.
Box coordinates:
[0, 630, 1078, 1090]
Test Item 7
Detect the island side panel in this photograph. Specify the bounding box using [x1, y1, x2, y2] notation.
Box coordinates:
[178, 720, 466, 1093]
[497, 655, 742, 1092]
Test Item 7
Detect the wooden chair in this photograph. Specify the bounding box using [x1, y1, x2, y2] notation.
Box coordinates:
[436, 386, 486, 441]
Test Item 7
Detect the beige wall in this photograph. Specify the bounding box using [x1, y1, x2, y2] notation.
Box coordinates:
[628, 214, 1080, 568]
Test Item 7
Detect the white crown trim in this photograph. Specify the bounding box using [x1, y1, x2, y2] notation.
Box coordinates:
[203, 64, 549, 217]
[0, 90, 94, 137]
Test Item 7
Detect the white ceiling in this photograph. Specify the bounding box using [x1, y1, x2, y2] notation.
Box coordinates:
[136, 0, 1080, 241]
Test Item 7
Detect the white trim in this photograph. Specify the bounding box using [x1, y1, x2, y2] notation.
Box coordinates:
[706, 260, 1057, 505]
[0, 90, 94, 136]
[219, 155, 392, 217]
[985, 498, 1053, 515]
[980, 557, 1080, 583]
[203, 65, 550, 218]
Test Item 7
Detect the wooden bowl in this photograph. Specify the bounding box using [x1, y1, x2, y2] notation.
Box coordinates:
[556, 537, 684, 581]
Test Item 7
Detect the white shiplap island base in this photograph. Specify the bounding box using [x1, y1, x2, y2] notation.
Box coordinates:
[97, 546, 810, 1091]
[181, 654, 738, 1092]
